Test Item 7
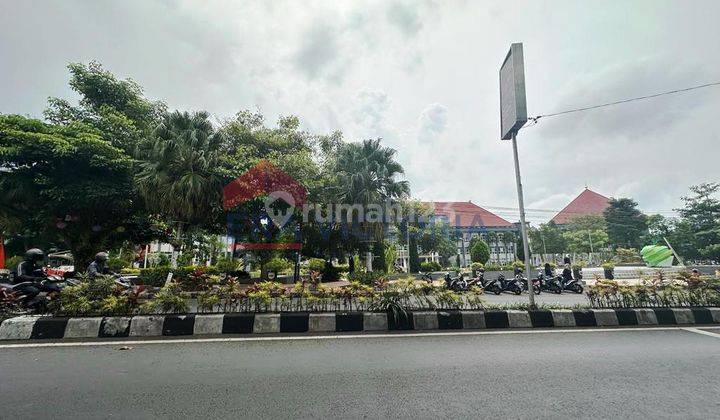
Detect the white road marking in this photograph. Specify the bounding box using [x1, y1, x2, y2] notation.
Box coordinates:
[0, 326, 702, 349]
[681, 327, 720, 339]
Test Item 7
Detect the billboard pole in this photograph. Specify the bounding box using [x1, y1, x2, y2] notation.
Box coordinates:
[511, 131, 535, 307]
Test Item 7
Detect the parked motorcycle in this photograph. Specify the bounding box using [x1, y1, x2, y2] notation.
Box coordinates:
[537, 272, 563, 294]
[478, 273, 503, 295]
[520, 274, 542, 295]
[561, 275, 584, 294]
[444, 272, 468, 292]
[497, 274, 523, 295]
[420, 272, 434, 284]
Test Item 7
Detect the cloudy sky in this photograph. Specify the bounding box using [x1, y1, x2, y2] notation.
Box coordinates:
[1, 0, 719, 224]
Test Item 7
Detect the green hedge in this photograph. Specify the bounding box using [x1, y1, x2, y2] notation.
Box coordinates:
[420, 261, 442, 272]
[138, 265, 220, 287]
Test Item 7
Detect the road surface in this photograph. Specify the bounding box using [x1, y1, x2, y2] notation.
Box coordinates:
[1, 327, 718, 419]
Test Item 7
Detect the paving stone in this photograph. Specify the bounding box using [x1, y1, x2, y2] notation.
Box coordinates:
[308, 313, 335, 332]
[253, 314, 280, 333]
[461, 311, 485, 329]
[671, 308, 694, 324]
[634, 308, 658, 325]
[550, 310, 576, 327]
[363, 312, 388, 331]
[592, 309, 619, 326]
[0, 316, 37, 340]
[129, 316, 163, 337]
[194, 314, 224, 335]
[412, 312, 439, 330]
[506, 310, 532, 328]
[64, 317, 102, 338]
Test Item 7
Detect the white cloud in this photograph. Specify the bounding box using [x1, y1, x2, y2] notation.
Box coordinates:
[1, 0, 719, 220]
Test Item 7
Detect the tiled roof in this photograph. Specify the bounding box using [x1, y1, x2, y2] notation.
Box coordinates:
[425, 201, 513, 228]
[551, 188, 610, 225]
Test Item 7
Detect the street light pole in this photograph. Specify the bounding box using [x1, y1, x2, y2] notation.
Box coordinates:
[511, 131, 535, 307]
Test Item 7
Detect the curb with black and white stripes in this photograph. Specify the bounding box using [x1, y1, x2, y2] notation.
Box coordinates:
[1, 307, 719, 341]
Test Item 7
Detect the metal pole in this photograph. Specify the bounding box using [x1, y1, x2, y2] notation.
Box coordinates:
[588, 231, 594, 265]
[511, 132, 535, 306]
[663, 237, 685, 266]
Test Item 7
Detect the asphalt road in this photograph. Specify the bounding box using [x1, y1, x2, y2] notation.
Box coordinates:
[1, 328, 719, 419]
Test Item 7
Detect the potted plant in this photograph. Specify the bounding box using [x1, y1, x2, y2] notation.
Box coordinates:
[572, 261, 586, 280]
[471, 262, 484, 277]
[602, 262, 615, 280]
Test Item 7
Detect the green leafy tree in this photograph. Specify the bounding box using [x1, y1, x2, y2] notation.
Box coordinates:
[676, 183, 720, 260]
[0, 115, 135, 267]
[603, 198, 648, 249]
[44, 61, 165, 153]
[528, 222, 567, 254]
[136, 111, 224, 265]
[643, 214, 673, 245]
[469, 239, 490, 264]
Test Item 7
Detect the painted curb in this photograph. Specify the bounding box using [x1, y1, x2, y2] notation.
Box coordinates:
[1, 308, 718, 341]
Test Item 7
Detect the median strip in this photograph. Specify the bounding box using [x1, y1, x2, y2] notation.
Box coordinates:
[1, 307, 718, 341]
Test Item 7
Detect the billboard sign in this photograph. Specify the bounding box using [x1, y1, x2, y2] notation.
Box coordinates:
[499, 43, 527, 140]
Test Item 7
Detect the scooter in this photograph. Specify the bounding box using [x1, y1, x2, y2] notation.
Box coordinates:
[444, 272, 468, 292]
[521, 274, 542, 295]
[537, 272, 563, 294]
[497, 274, 523, 295]
[561, 275, 584, 294]
[0, 274, 67, 313]
[478, 273, 503, 295]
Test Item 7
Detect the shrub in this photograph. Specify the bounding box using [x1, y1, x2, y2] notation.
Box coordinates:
[347, 270, 386, 286]
[420, 261, 442, 272]
[5, 255, 23, 272]
[470, 240, 491, 264]
[107, 257, 129, 272]
[306, 258, 326, 272]
[265, 257, 292, 274]
[143, 282, 188, 313]
[215, 255, 240, 274]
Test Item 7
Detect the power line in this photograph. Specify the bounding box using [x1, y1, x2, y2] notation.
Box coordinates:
[525, 81, 720, 125]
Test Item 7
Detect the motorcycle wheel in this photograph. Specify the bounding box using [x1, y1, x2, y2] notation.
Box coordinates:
[534, 286, 541, 295]
[513, 287, 522, 295]
[573, 284, 584, 294]
[493, 287, 502, 295]
[553, 287, 562, 294]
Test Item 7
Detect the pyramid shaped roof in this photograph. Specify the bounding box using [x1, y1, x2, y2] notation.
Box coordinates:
[551, 188, 610, 225]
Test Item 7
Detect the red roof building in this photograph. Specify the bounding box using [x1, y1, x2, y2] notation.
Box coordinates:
[551, 188, 610, 225]
[425, 201, 513, 228]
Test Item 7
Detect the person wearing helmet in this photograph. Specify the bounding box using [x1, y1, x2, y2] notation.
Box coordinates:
[16, 248, 46, 284]
[87, 252, 110, 280]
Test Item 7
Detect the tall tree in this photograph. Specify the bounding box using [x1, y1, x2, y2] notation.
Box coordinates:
[44, 61, 165, 153]
[0, 115, 135, 267]
[603, 198, 648, 249]
[676, 183, 720, 260]
[528, 222, 567, 254]
[136, 111, 224, 265]
[562, 215, 609, 254]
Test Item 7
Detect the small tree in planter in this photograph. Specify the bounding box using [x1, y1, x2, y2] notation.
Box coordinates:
[470, 239, 491, 265]
[572, 261, 586, 280]
[602, 262, 615, 279]
[471, 262, 484, 277]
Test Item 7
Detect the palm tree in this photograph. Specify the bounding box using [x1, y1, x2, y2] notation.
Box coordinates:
[136, 110, 223, 266]
[333, 139, 410, 205]
[332, 139, 410, 270]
